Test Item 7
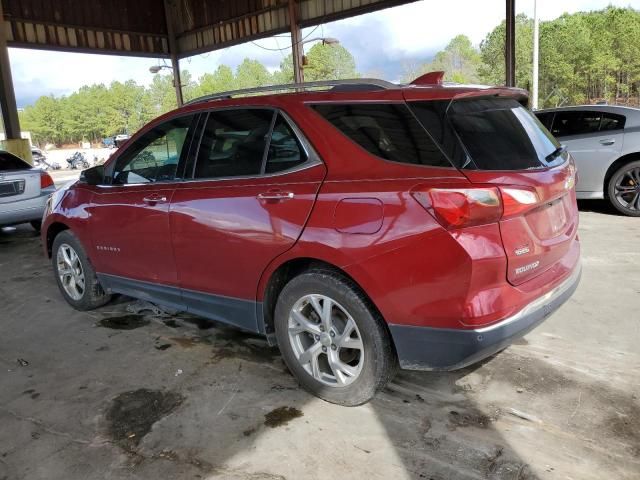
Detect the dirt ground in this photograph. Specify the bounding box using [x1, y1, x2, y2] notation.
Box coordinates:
[0, 201, 638, 480]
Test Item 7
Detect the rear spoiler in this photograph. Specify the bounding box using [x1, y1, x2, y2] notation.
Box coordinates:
[403, 86, 530, 108]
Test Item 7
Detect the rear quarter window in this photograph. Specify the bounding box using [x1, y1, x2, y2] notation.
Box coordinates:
[311, 103, 452, 168]
[412, 98, 561, 171]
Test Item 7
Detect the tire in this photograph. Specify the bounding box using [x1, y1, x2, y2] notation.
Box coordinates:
[274, 269, 396, 406]
[51, 230, 112, 310]
[607, 160, 640, 217]
[30, 220, 42, 232]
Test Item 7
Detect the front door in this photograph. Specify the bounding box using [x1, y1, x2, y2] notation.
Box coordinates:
[87, 114, 199, 304]
[170, 109, 325, 331]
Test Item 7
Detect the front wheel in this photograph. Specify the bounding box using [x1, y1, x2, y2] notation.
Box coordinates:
[274, 269, 396, 406]
[52, 230, 112, 310]
[608, 160, 640, 216]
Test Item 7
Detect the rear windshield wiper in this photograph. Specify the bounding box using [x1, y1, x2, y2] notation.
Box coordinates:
[545, 145, 566, 163]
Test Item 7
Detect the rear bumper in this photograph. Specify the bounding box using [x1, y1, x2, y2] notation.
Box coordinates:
[389, 262, 582, 371]
[0, 189, 53, 226]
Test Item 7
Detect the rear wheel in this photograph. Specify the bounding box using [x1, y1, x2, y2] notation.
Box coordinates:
[52, 230, 112, 310]
[274, 269, 396, 406]
[608, 160, 640, 216]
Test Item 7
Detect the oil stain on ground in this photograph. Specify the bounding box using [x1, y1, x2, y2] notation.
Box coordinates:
[208, 328, 280, 364]
[264, 406, 303, 428]
[97, 314, 149, 330]
[105, 388, 184, 451]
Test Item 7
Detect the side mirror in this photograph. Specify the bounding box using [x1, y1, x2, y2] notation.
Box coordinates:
[79, 165, 106, 185]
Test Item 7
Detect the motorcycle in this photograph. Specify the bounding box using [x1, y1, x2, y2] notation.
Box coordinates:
[66, 152, 90, 170]
[34, 155, 61, 171]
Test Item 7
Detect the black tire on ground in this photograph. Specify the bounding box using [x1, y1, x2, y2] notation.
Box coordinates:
[274, 268, 397, 406]
[30, 220, 41, 232]
[51, 230, 112, 310]
[607, 160, 640, 217]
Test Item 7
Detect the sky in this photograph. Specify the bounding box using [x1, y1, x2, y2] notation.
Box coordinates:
[8, 0, 640, 107]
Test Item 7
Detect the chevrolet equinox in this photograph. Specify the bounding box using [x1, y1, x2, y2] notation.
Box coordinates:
[42, 73, 582, 406]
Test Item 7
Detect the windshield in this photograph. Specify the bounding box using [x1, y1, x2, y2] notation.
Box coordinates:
[410, 97, 563, 171]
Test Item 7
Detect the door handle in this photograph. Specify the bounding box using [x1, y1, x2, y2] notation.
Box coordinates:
[600, 139, 616, 145]
[143, 195, 167, 204]
[257, 191, 294, 201]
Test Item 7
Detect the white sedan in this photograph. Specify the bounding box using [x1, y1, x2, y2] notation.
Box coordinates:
[0, 151, 56, 231]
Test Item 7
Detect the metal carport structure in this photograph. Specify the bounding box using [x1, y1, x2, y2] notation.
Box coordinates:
[0, 0, 517, 161]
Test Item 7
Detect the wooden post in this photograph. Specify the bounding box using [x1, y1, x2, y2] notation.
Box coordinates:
[0, 0, 21, 139]
[164, 0, 183, 106]
[289, 0, 304, 84]
[505, 0, 516, 87]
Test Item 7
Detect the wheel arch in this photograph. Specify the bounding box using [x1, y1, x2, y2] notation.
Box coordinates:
[603, 151, 640, 198]
[45, 221, 70, 258]
[259, 257, 393, 350]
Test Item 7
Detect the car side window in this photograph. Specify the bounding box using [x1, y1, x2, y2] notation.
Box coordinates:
[113, 115, 195, 184]
[600, 112, 626, 131]
[311, 103, 452, 167]
[193, 109, 274, 179]
[552, 111, 602, 137]
[535, 112, 555, 130]
[265, 114, 308, 174]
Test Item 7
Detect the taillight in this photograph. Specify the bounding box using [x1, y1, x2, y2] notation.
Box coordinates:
[412, 186, 541, 228]
[40, 172, 54, 189]
[500, 187, 539, 218]
[412, 188, 502, 229]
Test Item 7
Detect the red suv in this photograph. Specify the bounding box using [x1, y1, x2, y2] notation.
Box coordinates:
[42, 74, 581, 406]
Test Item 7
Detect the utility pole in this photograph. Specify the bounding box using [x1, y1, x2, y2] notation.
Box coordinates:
[532, 0, 540, 110]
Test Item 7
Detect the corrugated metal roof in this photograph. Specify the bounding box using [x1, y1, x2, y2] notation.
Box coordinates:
[0, 0, 418, 58]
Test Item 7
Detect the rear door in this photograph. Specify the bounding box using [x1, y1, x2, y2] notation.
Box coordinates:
[170, 108, 325, 332]
[410, 97, 579, 286]
[550, 110, 624, 194]
[87, 114, 199, 295]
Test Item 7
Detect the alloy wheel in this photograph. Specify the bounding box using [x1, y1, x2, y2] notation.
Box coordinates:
[613, 166, 640, 211]
[287, 294, 364, 387]
[56, 243, 85, 301]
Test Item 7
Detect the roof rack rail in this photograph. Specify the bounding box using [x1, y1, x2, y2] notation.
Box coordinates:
[184, 78, 399, 105]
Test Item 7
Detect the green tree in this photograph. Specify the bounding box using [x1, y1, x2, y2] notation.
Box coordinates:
[193, 65, 235, 97]
[274, 43, 358, 83]
[235, 58, 273, 88]
[478, 7, 640, 108]
[404, 35, 482, 84]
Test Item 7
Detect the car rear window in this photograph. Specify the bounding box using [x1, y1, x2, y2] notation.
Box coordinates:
[0, 151, 31, 171]
[311, 103, 452, 168]
[411, 98, 562, 171]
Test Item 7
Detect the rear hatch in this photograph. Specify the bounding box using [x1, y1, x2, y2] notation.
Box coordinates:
[0, 152, 42, 205]
[409, 94, 578, 286]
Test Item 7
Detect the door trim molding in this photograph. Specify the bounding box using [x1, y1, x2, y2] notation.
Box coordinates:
[97, 273, 261, 333]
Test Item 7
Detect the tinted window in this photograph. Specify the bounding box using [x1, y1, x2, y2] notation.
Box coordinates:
[194, 109, 273, 179]
[600, 112, 626, 131]
[113, 115, 195, 184]
[0, 151, 30, 171]
[311, 103, 451, 167]
[535, 112, 555, 130]
[265, 115, 307, 173]
[552, 111, 603, 137]
[438, 97, 560, 170]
